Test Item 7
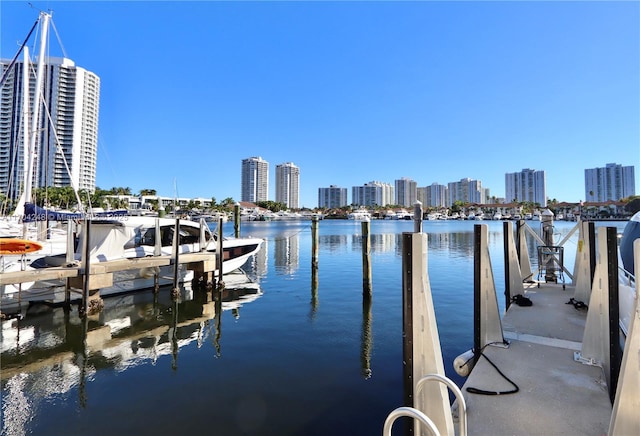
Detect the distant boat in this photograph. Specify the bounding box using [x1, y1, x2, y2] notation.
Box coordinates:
[347, 209, 371, 221]
[493, 212, 502, 220]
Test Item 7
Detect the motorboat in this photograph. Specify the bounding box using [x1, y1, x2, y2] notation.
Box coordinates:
[1, 216, 263, 314]
[347, 209, 372, 221]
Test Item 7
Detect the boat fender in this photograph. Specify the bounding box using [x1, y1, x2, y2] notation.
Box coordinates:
[453, 349, 475, 377]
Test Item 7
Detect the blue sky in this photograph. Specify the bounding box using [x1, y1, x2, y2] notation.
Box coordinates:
[2, 0, 638, 208]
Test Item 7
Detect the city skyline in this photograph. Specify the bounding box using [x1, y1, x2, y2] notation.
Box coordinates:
[2, 1, 638, 208]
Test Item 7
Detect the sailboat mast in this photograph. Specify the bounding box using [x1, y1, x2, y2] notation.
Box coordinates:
[22, 46, 30, 205]
[24, 11, 50, 208]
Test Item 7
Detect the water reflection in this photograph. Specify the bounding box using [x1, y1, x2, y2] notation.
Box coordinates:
[0, 271, 262, 435]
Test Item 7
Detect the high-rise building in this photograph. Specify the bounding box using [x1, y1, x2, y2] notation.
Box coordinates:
[505, 168, 547, 206]
[275, 162, 300, 209]
[395, 177, 417, 207]
[1, 56, 100, 202]
[585, 163, 635, 202]
[447, 178, 484, 206]
[241, 156, 269, 203]
[418, 183, 448, 208]
[318, 185, 347, 208]
[352, 181, 394, 207]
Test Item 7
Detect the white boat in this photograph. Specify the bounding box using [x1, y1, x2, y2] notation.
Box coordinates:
[619, 211, 639, 337]
[1, 216, 263, 314]
[493, 212, 502, 220]
[347, 209, 371, 221]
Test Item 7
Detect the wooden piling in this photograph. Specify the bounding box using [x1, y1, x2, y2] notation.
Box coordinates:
[361, 220, 372, 297]
[81, 219, 91, 316]
[234, 203, 241, 238]
[217, 217, 224, 288]
[172, 218, 180, 295]
[311, 216, 319, 269]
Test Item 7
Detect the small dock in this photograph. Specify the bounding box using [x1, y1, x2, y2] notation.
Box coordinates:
[385, 214, 638, 436]
[462, 282, 611, 435]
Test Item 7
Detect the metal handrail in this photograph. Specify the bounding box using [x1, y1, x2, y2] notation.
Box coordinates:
[416, 373, 468, 436]
[383, 406, 440, 436]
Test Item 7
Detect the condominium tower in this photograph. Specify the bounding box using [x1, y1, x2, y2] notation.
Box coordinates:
[241, 156, 269, 203]
[447, 178, 484, 206]
[1, 56, 100, 202]
[395, 177, 417, 207]
[584, 163, 635, 202]
[318, 185, 347, 208]
[275, 162, 300, 209]
[352, 181, 394, 207]
[418, 183, 448, 208]
[505, 168, 547, 206]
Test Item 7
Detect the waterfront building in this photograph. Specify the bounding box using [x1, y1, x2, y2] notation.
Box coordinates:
[241, 156, 269, 203]
[318, 185, 347, 208]
[352, 181, 394, 207]
[447, 178, 484, 206]
[1, 56, 100, 202]
[505, 168, 547, 207]
[418, 183, 448, 208]
[584, 163, 635, 202]
[394, 177, 417, 207]
[275, 162, 300, 209]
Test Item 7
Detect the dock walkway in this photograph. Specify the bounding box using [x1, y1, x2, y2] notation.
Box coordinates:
[461, 282, 611, 435]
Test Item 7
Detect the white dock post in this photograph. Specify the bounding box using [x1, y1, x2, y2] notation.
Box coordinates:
[473, 224, 506, 353]
[572, 221, 595, 304]
[414, 200, 423, 233]
[402, 232, 454, 436]
[578, 227, 622, 400]
[516, 220, 533, 282]
[608, 238, 640, 435]
[504, 221, 525, 309]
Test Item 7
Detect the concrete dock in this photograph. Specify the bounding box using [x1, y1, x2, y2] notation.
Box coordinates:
[461, 282, 612, 435]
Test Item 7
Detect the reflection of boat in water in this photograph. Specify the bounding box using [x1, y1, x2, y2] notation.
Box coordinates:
[1, 271, 262, 434]
[1, 271, 262, 382]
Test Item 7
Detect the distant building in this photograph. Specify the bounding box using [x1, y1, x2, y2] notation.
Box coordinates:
[352, 181, 394, 207]
[1, 56, 100, 202]
[241, 156, 269, 203]
[505, 168, 547, 207]
[584, 163, 635, 202]
[447, 178, 484, 206]
[275, 162, 300, 208]
[395, 177, 417, 207]
[318, 185, 347, 208]
[418, 183, 448, 208]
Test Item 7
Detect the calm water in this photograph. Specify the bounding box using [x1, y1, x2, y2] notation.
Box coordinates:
[0, 219, 626, 435]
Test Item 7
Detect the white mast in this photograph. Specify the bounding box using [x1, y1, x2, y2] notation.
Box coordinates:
[23, 11, 50, 210]
[12, 45, 31, 222]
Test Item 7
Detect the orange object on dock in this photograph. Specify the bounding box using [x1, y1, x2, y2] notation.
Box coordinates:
[0, 238, 44, 255]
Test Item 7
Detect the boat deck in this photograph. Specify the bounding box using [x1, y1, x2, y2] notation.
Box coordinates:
[461, 282, 612, 435]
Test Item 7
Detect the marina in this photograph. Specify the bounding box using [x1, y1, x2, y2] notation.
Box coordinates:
[1, 217, 637, 435]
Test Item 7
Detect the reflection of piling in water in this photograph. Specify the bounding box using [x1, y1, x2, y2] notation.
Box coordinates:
[362, 221, 372, 297]
[311, 264, 319, 317]
[361, 296, 372, 379]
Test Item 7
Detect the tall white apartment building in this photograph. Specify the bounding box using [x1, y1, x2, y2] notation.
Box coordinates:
[1, 56, 100, 202]
[241, 156, 269, 203]
[447, 178, 484, 206]
[275, 162, 300, 209]
[394, 177, 417, 207]
[418, 183, 448, 208]
[505, 168, 547, 206]
[318, 185, 347, 208]
[584, 163, 635, 202]
[352, 181, 394, 207]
